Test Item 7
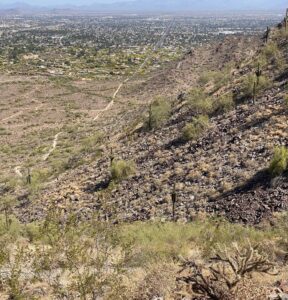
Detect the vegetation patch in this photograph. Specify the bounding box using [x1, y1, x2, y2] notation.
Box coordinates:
[269, 146, 288, 177]
[182, 115, 209, 141]
[146, 96, 171, 130]
[187, 88, 213, 115]
[111, 159, 136, 182]
[213, 93, 234, 114]
[240, 74, 271, 100]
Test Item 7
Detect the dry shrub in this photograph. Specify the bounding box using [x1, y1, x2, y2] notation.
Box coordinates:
[111, 159, 136, 182]
[131, 263, 178, 300]
[178, 242, 277, 300]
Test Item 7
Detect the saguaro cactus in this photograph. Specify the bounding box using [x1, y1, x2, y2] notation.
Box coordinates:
[109, 147, 114, 166]
[148, 103, 152, 130]
[26, 168, 31, 185]
[255, 63, 262, 85]
[264, 26, 271, 43]
[285, 9, 288, 31]
[252, 81, 257, 105]
[171, 183, 177, 221]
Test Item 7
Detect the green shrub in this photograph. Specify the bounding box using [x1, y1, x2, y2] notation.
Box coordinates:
[111, 160, 136, 182]
[198, 72, 212, 86]
[81, 132, 104, 153]
[254, 55, 268, 69]
[119, 218, 274, 264]
[0, 196, 18, 231]
[187, 88, 213, 115]
[261, 41, 284, 70]
[198, 69, 231, 91]
[182, 115, 209, 141]
[147, 97, 171, 129]
[0, 214, 22, 237]
[269, 146, 288, 177]
[213, 93, 234, 114]
[241, 74, 271, 99]
[262, 41, 280, 60]
[284, 94, 288, 107]
[28, 168, 52, 192]
[24, 222, 41, 242]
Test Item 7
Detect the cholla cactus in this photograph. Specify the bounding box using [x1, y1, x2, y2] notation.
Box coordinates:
[179, 242, 277, 300]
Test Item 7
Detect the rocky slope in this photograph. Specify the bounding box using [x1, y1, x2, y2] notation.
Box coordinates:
[16, 26, 288, 225]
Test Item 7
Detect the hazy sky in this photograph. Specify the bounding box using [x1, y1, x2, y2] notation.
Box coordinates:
[0, 0, 286, 10]
[0, 0, 125, 4]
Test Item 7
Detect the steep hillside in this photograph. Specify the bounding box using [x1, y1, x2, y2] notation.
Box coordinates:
[14, 23, 288, 226]
[1, 16, 288, 300]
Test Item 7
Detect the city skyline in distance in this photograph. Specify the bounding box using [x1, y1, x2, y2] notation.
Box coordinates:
[0, 0, 286, 11]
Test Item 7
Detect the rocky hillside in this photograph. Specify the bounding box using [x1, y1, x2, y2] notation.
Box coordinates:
[16, 23, 288, 225]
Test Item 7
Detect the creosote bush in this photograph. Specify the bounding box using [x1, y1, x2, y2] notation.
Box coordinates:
[111, 159, 136, 182]
[213, 93, 234, 114]
[198, 68, 231, 91]
[269, 146, 288, 177]
[240, 74, 271, 99]
[182, 115, 209, 141]
[187, 88, 213, 115]
[187, 89, 235, 117]
[0, 213, 288, 299]
[262, 41, 280, 60]
[146, 96, 171, 129]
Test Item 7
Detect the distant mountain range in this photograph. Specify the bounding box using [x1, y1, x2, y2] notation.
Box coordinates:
[0, 0, 286, 12]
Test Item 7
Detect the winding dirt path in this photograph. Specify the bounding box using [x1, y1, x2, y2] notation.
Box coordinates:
[12, 19, 175, 178]
[42, 132, 63, 161]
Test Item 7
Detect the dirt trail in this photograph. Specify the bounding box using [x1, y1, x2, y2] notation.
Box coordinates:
[12, 19, 175, 177]
[14, 166, 23, 178]
[1, 88, 43, 124]
[1, 103, 44, 123]
[93, 19, 175, 122]
[42, 132, 63, 161]
[93, 83, 123, 121]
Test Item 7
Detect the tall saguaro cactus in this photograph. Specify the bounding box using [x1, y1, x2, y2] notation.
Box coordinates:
[171, 183, 177, 221]
[252, 82, 257, 105]
[109, 147, 114, 166]
[255, 63, 262, 85]
[285, 9, 288, 30]
[148, 103, 152, 130]
[26, 168, 32, 185]
[264, 26, 271, 43]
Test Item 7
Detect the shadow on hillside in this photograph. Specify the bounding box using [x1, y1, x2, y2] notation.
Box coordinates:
[84, 178, 110, 193]
[211, 169, 272, 202]
[275, 68, 288, 82]
[164, 137, 187, 149]
[211, 169, 288, 202]
[238, 106, 285, 131]
[238, 111, 279, 132]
